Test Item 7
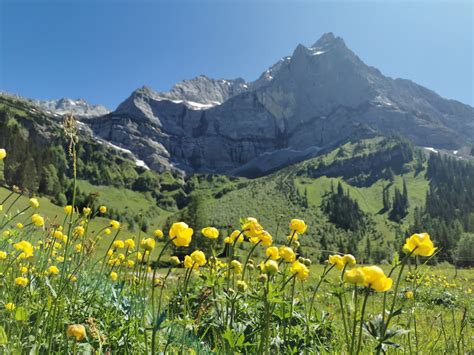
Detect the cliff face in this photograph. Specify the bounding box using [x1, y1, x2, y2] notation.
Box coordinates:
[86, 33, 474, 177]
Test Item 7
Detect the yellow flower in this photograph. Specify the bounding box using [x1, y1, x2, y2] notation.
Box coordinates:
[56, 256, 65, 263]
[242, 217, 265, 239]
[184, 255, 197, 269]
[328, 255, 344, 270]
[66, 324, 86, 341]
[154, 229, 164, 239]
[73, 226, 85, 238]
[124, 239, 135, 249]
[0, 251, 7, 259]
[112, 240, 125, 249]
[261, 260, 279, 275]
[403, 233, 437, 257]
[64, 205, 73, 215]
[5, 302, 15, 311]
[110, 220, 120, 230]
[190, 250, 206, 266]
[201, 227, 219, 239]
[53, 230, 63, 240]
[290, 260, 310, 281]
[110, 271, 118, 281]
[99, 205, 107, 214]
[48, 265, 60, 275]
[83, 207, 91, 216]
[230, 260, 243, 274]
[31, 214, 45, 227]
[104, 228, 111, 235]
[14, 240, 34, 259]
[69, 274, 77, 282]
[279, 246, 296, 263]
[16, 223, 24, 229]
[0, 148, 6, 160]
[405, 291, 414, 299]
[15, 277, 29, 287]
[169, 256, 181, 266]
[342, 254, 356, 268]
[237, 280, 248, 292]
[344, 268, 365, 285]
[224, 237, 232, 244]
[260, 231, 273, 246]
[289, 219, 307, 234]
[74, 244, 82, 253]
[361, 266, 393, 292]
[29, 197, 40, 209]
[169, 222, 193, 247]
[265, 246, 280, 260]
[127, 260, 135, 268]
[19, 266, 28, 274]
[140, 238, 156, 251]
[229, 230, 244, 243]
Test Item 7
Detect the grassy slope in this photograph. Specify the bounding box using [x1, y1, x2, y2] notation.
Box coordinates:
[178, 137, 430, 259]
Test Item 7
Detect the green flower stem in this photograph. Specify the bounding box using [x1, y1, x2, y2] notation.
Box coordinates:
[241, 240, 262, 280]
[349, 286, 358, 354]
[151, 237, 176, 354]
[356, 287, 370, 355]
[308, 264, 333, 320]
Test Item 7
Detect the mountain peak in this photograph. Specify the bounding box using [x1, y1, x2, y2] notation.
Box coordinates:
[311, 32, 345, 48]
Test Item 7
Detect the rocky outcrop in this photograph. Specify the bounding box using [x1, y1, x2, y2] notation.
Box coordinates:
[85, 32, 474, 177]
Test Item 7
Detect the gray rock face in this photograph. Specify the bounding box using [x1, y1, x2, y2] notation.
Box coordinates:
[86, 32, 474, 177]
[33, 98, 110, 118]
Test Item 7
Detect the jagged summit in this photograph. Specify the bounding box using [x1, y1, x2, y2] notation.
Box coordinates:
[311, 32, 345, 48]
[73, 33, 474, 176]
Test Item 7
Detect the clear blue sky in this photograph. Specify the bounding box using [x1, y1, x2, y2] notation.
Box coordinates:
[1, 0, 473, 109]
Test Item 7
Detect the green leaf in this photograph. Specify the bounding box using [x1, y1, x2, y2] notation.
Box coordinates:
[0, 326, 8, 344]
[15, 306, 28, 321]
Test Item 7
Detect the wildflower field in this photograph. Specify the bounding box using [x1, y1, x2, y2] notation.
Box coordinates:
[0, 147, 473, 354]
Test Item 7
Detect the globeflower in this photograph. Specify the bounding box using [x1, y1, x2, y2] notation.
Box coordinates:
[289, 219, 307, 234]
[261, 260, 279, 275]
[265, 246, 280, 260]
[279, 246, 296, 263]
[31, 214, 45, 227]
[83, 207, 91, 216]
[124, 239, 135, 249]
[113, 240, 125, 249]
[230, 260, 243, 274]
[0, 251, 7, 259]
[328, 255, 345, 270]
[15, 277, 29, 287]
[361, 266, 393, 292]
[242, 217, 264, 239]
[48, 265, 60, 275]
[343, 268, 365, 285]
[154, 229, 164, 239]
[290, 260, 310, 280]
[110, 271, 118, 281]
[190, 250, 206, 266]
[406, 290, 414, 299]
[169, 256, 181, 266]
[169, 222, 193, 247]
[99, 205, 107, 214]
[201, 227, 219, 239]
[29, 198, 40, 209]
[0, 148, 6, 160]
[73, 226, 85, 238]
[237, 280, 248, 292]
[66, 324, 86, 341]
[110, 220, 120, 230]
[342, 254, 356, 268]
[64, 205, 73, 215]
[140, 238, 156, 251]
[5, 302, 15, 311]
[403, 233, 437, 257]
[14, 241, 34, 259]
